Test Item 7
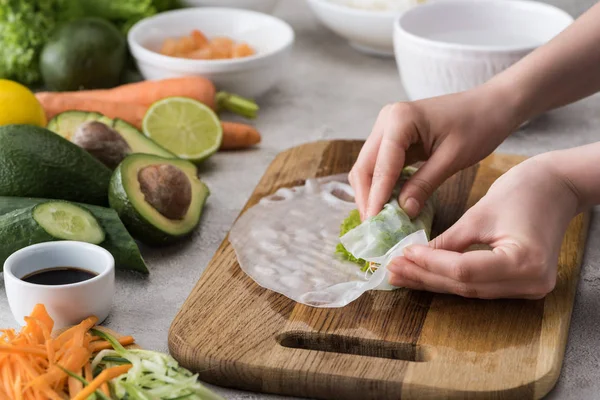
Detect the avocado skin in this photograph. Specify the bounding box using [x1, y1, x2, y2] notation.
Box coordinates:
[40, 18, 126, 91]
[0, 125, 112, 206]
[109, 154, 209, 246]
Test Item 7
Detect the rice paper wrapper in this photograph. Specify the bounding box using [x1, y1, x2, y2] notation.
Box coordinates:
[228, 175, 429, 308]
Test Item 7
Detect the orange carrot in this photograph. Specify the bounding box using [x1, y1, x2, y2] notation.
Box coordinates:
[84, 362, 93, 383]
[160, 38, 179, 56]
[0, 345, 47, 357]
[90, 336, 135, 353]
[100, 381, 110, 396]
[72, 365, 132, 400]
[191, 30, 209, 49]
[36, 94, 146, 128]
[233, 43, 255, 58]
[0, 305, 136, 399]
[36, 76, 216, 109]
[220, 121, 261, 150]
[67, 370, 83, 398]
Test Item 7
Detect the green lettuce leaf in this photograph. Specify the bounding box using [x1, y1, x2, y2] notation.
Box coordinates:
[335, 209, 370, 271]
[0, 0, 81, 84]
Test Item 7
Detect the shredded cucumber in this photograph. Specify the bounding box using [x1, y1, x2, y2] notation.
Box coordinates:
[90, 329, 223, 400]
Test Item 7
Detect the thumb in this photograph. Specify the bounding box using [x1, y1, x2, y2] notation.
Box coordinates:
[399, 147, 456, 218]
[429, 212, 480, 252]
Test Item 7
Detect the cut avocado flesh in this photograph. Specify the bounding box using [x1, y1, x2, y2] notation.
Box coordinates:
[112, 119, 174, 158]
[47, 111, 175, 159]
[109, 154, 209, 245]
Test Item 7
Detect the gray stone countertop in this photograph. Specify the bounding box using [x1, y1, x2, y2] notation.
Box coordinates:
[1, 1, 599, 399]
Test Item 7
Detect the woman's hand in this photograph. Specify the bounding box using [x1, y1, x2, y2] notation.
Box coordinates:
[349, 2, 600, 221]
[387, 155, 581, 299]
[349, 83, 521, 220]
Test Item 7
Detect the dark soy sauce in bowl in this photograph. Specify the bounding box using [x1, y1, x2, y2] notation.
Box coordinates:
[22, 267, 97, 286]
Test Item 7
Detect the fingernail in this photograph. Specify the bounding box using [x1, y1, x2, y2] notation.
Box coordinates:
[402, 197, 419, 217]
[403, 246, 414, 258]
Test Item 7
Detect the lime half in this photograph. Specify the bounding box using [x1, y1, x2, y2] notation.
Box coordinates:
[142, 97, 222, 163]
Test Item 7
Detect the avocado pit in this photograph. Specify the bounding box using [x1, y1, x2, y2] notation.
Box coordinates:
[138, 164, 192, 220]
[72, 121, 131, 169]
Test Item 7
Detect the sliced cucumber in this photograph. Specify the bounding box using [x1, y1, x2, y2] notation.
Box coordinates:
[33, 201, 105, 244]
[0, 202, 107, 268]
[0, 197, 149, 274]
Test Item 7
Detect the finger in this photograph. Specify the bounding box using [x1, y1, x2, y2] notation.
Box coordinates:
[429, 212, 481, 252]
[366, 108, 416, 217]
[399, 244, 534, 283]
[388, 260, 551, 299]
[349, 110, 388, 219]
[398, 143, 457, 218]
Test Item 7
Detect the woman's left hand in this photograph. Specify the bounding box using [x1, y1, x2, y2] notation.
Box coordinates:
[387, 154, 581, 299]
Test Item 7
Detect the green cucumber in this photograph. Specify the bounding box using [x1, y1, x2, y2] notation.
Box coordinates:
[33, 202, 105, 244]
[0, 197, 148, 274]
[0, 202, 105, 267]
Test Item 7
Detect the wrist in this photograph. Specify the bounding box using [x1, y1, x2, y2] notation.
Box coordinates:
[533, 152, 585, 215]
[536, 143, 600, 214]
[480, 75, 533, 133]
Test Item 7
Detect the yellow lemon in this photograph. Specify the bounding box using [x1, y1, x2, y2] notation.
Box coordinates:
[0, 79, 47, 127]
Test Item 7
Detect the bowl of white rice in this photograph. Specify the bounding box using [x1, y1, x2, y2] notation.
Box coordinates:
[306, 0, 422, 57]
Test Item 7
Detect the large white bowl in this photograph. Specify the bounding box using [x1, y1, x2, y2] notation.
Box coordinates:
[128, 8, 294, 98]
[306, 0, 419, 57]
[394, 0, 573, 101]
[179, 0, 280, 14]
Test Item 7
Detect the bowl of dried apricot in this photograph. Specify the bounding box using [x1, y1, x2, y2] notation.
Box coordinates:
[128, 8, 295, 98]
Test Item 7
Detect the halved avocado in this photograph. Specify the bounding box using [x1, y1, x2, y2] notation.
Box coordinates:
[47, 111, 109, 140]
[112, 119, 174, 158]
[47, 111, 175, 164]
[109, 154, 209, 245]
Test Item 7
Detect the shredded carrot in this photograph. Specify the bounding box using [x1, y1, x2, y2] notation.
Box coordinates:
[160, 29, 255, 60]
[100, 382, 110, 396]
[0, 305, 135, 399]
[84, 362, 93, 383]
[90, 336, 135, 353]
[73, 364, 132, 400]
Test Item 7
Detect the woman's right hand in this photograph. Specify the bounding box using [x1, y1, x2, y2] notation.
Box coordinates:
[349, 82, 523, 220]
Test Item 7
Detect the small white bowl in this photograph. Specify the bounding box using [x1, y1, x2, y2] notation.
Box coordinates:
[394, 0, 573, 100]
[4, 241, 115, 330]
[128, 8, 295, 98]
[306, 0, 419, 57]
[180, 0, 280, 14]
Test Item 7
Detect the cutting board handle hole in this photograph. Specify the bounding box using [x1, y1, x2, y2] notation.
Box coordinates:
[277, 332, 433, 362]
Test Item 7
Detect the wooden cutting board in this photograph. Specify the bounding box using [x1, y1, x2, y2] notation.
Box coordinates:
[169, 140, 590, 400]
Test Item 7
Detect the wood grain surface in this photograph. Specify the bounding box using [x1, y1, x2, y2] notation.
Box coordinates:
[169, 140, 590, 400]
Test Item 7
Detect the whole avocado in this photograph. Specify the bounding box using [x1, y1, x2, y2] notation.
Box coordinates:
[0, 124, 112, 206]
[40, 18, 126, 91]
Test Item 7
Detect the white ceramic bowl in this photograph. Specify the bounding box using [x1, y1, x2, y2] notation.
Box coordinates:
[128, 8, 294, 98]
[180, 0, 280, 14]
[306, 0, 420, 57]
[394, 0, 573, 100]
[4, 241, 115, 330]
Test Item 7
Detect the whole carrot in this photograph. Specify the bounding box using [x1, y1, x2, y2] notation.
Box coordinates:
[36, 94, 146, 128]
[36, 76, 217, 109]
[220, 121, 261, 150]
